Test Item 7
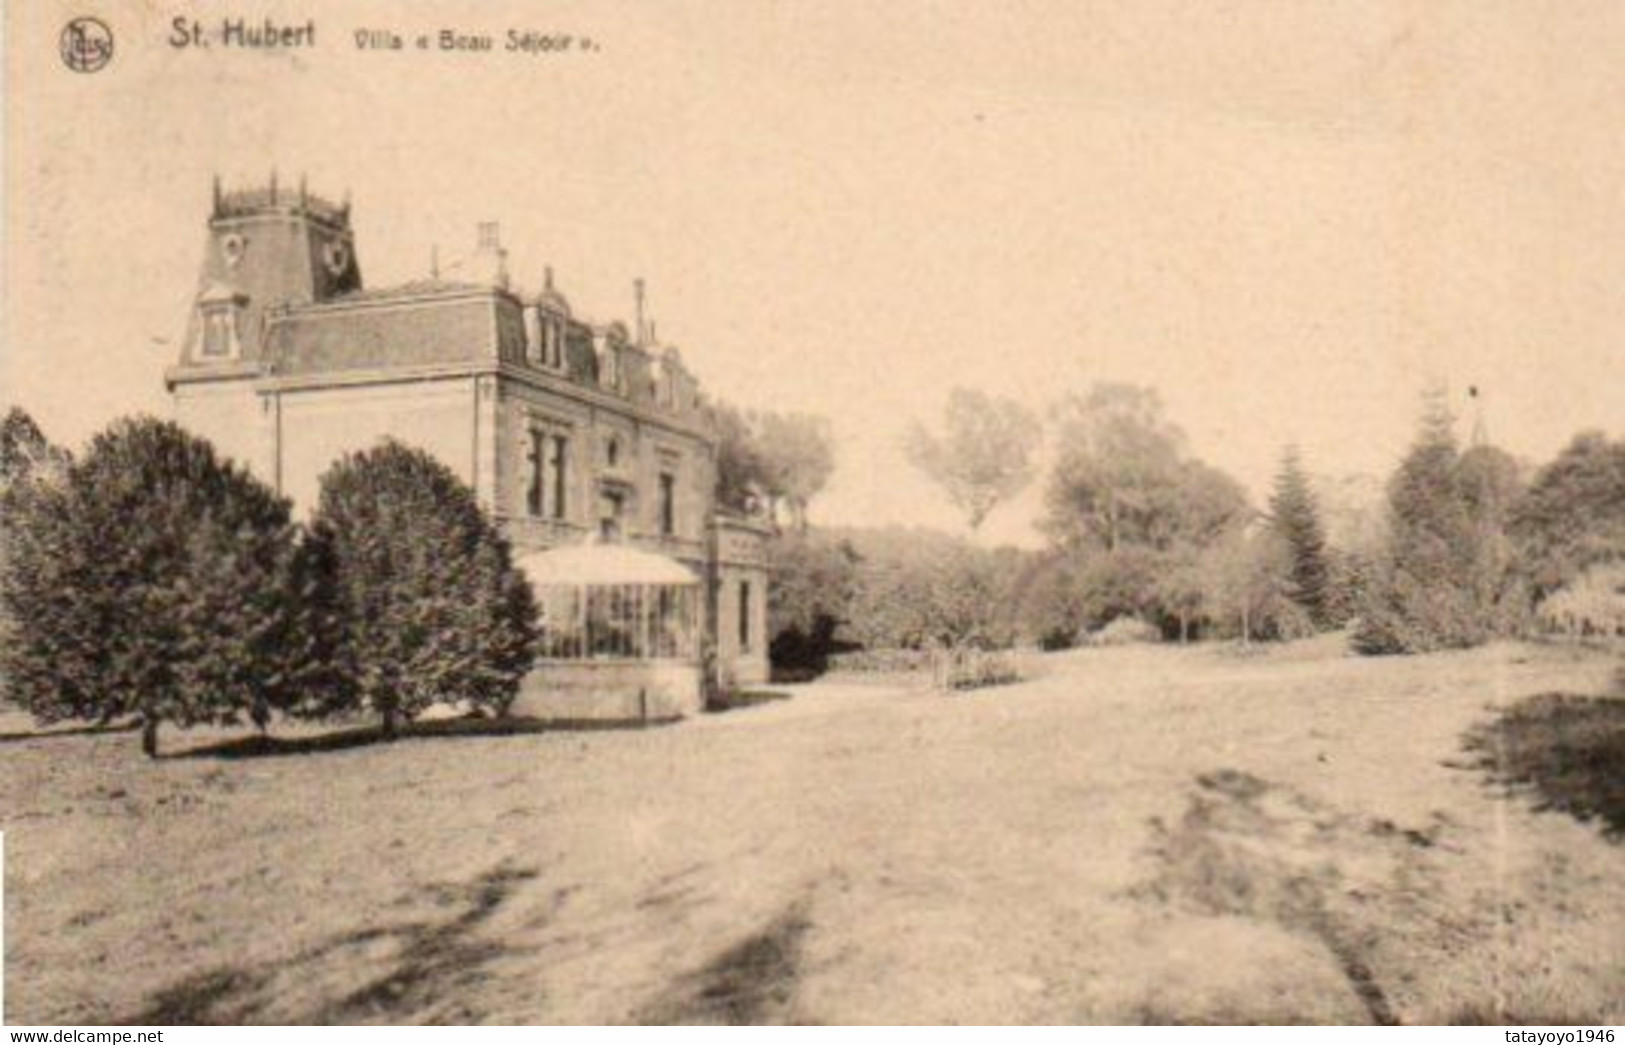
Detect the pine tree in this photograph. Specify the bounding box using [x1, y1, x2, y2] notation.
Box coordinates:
[1267, 446, 1332, 628]
[1354, 390, 1497, 654]
[305, 441, 538, 737]
[0, 417, 305, 756]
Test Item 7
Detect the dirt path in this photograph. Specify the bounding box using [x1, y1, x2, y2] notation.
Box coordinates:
[2, 640, 1620, 1024]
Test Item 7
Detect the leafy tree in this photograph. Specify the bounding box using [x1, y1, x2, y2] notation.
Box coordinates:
[754, 411, 836, 531]
[1154, 544, 1208, 643]
[1009, 550, 1093, 649]
[709, 402, 835, 531]
[0, 417, 305, 756]
[1043, 383, 1249, 552]
[0, 408, 70, 704]
[830, 527, 1020, 650]
[1199, 528, 1310, 645]
[1510, 431, 1625, 599]
[905, 387, 1042, 531]
[766, 529, 861, 676]
[306, 441, 537, 737]
[1266, 446, 1332, 628]
[1, 407, 69, 488]
[710, 399, 767, 515]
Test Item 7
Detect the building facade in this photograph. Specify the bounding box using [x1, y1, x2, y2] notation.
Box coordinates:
[166, 179, 769, 705]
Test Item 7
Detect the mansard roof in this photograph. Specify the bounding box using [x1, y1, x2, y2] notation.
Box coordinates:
[324, 279, 491, 305]
[264, 289, 499, 374]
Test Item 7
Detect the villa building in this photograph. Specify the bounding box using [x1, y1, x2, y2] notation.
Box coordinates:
[166, 177, 769, 716]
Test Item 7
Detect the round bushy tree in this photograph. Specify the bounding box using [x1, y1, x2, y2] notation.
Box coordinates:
[0, 417, 305, 756]
[305, 441, 537, 737]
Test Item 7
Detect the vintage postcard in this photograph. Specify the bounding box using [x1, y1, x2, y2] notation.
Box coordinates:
[2, 0, 1622, 1029]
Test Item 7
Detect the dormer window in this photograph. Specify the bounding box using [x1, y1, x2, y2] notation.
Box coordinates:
[202, 309, 237, 357]
[194, 282, 248, 361]
[525, 310, 565, 370]
[600, 342, 621, 391]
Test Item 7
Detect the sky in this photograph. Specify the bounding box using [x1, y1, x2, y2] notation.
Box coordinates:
[5, 0, 1622, 546]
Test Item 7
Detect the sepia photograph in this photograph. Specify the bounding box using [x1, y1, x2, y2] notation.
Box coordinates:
[1, 0, 1622, 1029]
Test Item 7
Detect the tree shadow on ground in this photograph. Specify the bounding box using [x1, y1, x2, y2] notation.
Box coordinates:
[1459, 692, 1625, 841]
[175, 714, 677, 761]
[134, 861, 547, 1024]
[634, 898, 814, 1025]
[704, 689, 792, 714]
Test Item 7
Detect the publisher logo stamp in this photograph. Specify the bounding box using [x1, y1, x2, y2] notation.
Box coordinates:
[61, 17, 114, 73]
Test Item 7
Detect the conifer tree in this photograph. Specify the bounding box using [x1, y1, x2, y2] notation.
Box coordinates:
[1267, 446, 1332, 628]
[305, 441, 538, 737]
[0, 417, 306, 756]
[1354, 390, 1496, 653]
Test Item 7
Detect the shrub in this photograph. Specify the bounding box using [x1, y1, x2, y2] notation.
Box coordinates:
[0, 418, 307, 756]
[305, 441, 537, 737]
[827, 648, 935, 674]
[1534, 563, 1625, 640]
[766, 529, 860, 677]
[841, 529, 1019, 650]
[1082, 616, 1162, 647]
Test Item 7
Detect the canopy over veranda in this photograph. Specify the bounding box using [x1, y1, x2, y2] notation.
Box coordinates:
[517, 543, 701, 662]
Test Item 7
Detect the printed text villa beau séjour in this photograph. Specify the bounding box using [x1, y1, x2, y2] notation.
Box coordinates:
[167, 15, 596, 53]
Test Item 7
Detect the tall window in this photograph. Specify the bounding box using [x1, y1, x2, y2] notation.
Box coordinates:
[739, 580, 752, 651]
[544, 322, 562, 369]
[200, 307, 238, 358]
[659, 472, 676, 536]
[599, 490, 624, 541]
[525, 429, 545, 516]
[524, 310, 541, 365]
[549, 434, 569, 520]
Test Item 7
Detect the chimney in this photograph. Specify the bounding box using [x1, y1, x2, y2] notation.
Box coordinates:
[634, 278, 648, 345]
[473, 221, 509, 290]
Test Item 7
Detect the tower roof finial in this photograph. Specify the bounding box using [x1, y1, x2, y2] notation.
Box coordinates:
[1468, 385, 1489, 449]
[634, 277, 648, 345]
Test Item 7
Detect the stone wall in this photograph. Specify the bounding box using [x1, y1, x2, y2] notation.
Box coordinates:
[511, 659, 702, 721]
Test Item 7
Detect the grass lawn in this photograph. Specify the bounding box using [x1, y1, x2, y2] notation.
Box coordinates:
[1, 637, 1620, 1024]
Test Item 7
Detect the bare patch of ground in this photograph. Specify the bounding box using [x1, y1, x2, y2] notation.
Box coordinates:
[3, 639, 1621, 1023]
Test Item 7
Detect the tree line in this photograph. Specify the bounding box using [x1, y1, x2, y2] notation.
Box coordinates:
[0, 412, 537, 757]
[751, 382, 1624, 667]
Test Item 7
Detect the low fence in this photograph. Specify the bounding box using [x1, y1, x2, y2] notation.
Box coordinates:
[929, 646, 1032, 692]
[826, 646, 1035, 692]
[827, 648, 935, 676]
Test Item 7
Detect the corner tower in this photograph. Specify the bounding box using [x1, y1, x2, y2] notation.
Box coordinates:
[178, 174, 361, 367]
